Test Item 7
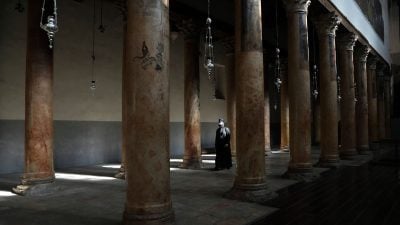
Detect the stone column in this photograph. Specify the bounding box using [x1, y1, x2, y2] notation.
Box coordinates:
[222, 37, 237, 158]
[264, 56, 271, 154]
[116, 20, 128, 179]
[377, 69, 386, 140]
[283, 0, 313, 177]
[12, 0, 55, 196]
[384, 76, 392, 139]
[337, 33, 358, 159]
[354, 45, 371, 154]
[367, 57, 379, 150]
[280, 61, 289, 152]
[123, 1, 174, 224]
[315, 13, 341, 167]
[181, 21, 201, 169]
[227, 0, 272, 202]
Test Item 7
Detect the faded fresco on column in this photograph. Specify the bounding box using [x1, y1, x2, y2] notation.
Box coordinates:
[354, 0, 384, 40]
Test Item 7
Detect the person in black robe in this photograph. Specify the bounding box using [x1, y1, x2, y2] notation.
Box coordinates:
[214, 118, 232, 170]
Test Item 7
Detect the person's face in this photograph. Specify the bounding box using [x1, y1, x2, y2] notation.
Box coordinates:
[218, 122, 224, 128]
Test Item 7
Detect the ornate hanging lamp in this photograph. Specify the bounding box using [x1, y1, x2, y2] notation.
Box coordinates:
[273, 0, 281, 111]
[204, 0, 215, 81]
[311, 29, 319, 100]
[15, 0, 24, 13]
[90, 0, 97, 93]
[337, 75, 342, 102]
[40, 0, 58, 49]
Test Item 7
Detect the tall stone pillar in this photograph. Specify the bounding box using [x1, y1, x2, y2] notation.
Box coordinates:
[227, 0, 272, 202]
[283, 0, 313, 176]
[315, 13, 341, 167]
[337, 33, 358, 159]
[377, 69, 386, 140]
[367, 57, 379, 150]
[222, 37, 237, 158]
[384, 77, 392, 139]
[12, 0, 55, 196]
[264, 55, 271, 154]
[354, 45, 371, 154]
[181, 21, 201, 169]
[123, 1, 174, 224]
[116, 20, 128, 179]
[280, 61, 289, 151]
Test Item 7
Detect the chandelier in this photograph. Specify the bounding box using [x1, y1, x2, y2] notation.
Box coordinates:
[312, 64, 319, 99]
[337, 75, 341, 102]
[273, 0, 281, 111]
[40, 0, 58, 49]
[203, 0, 215, 81]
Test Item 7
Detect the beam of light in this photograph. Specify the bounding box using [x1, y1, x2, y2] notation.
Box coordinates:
[55, 173, 116, 181]
[0, 191, 16, 197]
[170, 168, 181, 171]
[170, 159, 183, 163]
[202, 160, 215, 164]
[100, 164, 121, 169]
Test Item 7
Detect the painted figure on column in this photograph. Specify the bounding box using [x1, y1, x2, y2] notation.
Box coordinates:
[214, 119, 232, 170]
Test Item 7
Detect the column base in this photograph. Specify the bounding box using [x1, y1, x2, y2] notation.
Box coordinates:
[114, 165, 126, 179]
[123, 208, 174, 225]
[224, 182, 277, 203]
[316, 155, 340, 168]
[340, 148, 358, 159]
[369, 142, 380, 151]
[180, 158, 202, 169]
[12, 182, 59, 196]
[283, 166, 319, 182]
[280, 146, 290, 152]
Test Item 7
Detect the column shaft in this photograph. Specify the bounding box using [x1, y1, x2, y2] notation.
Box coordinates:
[285, 0, 313, 173]
[183, 35, 201, 168]
[354, 45, 371, 153]
[337, 33, 358, 158]
[23, 0, 55, 185]
[384, 78, 391, 138]
[377, 75, 386, 140]
[225, 51, 237, 157]
[124, 1, 174, 224]
[116, 21, 128, 179]
[315, 13, 340, 166]
[227, 0, 271, 202]
[280, 62, 289, 151]
[264, 65, 271, 153]
[367, 58, 378, 148]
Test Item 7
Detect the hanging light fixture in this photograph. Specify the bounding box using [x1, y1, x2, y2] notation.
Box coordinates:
[337, 75, 342, 102]
[354, 82, 358, 102]
[204, 0, 215, 81]
[40, 0, 58, 49]
[273, 0, 281, 111]
[98, 0, 105, 33]
[311, 29, 319, 100]
[312, 64, 319, 99]
[15, 0, 24, 13]
[90, 0, 97, 94]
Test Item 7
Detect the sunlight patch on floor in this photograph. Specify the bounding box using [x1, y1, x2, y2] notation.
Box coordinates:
[55, 173, 116, 181]
[0, 191, 16, 197]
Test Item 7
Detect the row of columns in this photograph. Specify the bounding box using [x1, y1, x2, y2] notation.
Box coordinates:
[13, 0, 393, 224]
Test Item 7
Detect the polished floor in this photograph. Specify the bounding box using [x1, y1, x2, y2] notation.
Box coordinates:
[254, 146, 400, 225]
[0, 146, 395, 225]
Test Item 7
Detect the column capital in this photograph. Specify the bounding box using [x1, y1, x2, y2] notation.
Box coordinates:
[315, 12, 341, 37]
[176, 19, 200, 40]
[283, 0, 311, 13]
[354, 45, 371, 63]
[337, 33, 358, 51]
[367, 56, 378, 70]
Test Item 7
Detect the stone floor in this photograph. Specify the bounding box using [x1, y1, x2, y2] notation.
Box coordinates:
[0, 148, 374, 225]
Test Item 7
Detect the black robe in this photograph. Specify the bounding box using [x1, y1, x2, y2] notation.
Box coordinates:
[215, 127, 232, 169]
